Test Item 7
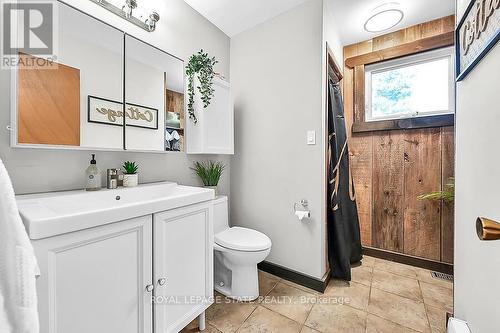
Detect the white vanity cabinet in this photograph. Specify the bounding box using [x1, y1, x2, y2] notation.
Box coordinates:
[27, 188, 214, 333]
[186, 77, 234, 154]
[154, 202, 213, 333]
[33, 215, 154, 333]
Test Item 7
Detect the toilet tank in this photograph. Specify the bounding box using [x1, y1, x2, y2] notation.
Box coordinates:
[213, 196, 229, 234]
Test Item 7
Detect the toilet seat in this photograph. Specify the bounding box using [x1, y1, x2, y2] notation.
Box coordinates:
[215, 227, 272, 252]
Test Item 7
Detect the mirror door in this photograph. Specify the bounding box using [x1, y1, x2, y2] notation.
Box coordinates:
[124, 35, 185, 152]
[14, 2, 124, 150]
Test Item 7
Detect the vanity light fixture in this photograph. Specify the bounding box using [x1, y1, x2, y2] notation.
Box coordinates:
[364, 2, 404, 33]
[145, 12, 160, 32]
[122, 0, 137, 19]
[89, 0, 160, 32]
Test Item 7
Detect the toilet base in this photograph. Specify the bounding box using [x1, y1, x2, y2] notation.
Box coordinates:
[214, 246, 271, 301]
[215, 265, 259, 301]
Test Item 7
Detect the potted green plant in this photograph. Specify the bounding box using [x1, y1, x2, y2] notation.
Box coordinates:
[185, 49, 218, 123]
[417, 177, 454, 202]
[191, 161, 225, 196]
[122, 161, 139, 187]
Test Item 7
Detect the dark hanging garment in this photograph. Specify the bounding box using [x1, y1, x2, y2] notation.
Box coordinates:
[327, 71, 362, 281]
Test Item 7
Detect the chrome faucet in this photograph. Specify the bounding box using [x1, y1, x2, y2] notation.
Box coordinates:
[106, 169, 118, 189]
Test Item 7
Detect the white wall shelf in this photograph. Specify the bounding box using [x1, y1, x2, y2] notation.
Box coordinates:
[186, 77, 234, 154]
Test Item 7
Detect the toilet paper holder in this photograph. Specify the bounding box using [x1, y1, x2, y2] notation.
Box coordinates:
[293, 199, 311, 221]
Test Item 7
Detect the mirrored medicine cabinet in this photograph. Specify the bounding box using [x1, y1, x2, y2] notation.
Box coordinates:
[10, 1, 185, 153]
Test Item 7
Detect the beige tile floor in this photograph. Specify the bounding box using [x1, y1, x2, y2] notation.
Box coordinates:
[182, 256, 453, 333]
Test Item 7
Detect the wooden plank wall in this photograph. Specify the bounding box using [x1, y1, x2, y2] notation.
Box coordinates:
[343, 16, 455, 263]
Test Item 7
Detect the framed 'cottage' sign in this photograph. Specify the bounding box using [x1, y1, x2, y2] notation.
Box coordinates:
[456, 0, 500, 81]
[126, 102, 159, 129]
[88, 95, 159, 130]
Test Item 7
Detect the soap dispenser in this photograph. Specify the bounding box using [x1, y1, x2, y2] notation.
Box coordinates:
[85, 154, 101, 191]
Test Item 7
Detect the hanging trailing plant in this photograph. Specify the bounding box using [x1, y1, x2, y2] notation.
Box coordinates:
[185, 49, 218, 123]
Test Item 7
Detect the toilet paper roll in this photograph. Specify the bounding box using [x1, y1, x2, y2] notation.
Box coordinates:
[295, 210, 310, 221]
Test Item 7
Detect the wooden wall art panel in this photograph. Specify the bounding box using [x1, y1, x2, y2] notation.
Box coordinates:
[342, 16, 455, 263]
[372, 131, 405, 252]
[344, 42, 373, 246]
[403, 128, 442, 260]
[18, 53, 81, 146]
[441, 126, 455, 263]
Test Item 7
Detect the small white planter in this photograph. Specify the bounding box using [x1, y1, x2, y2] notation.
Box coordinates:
[123, 174, 138, 187]
[204, 185, 218, 197]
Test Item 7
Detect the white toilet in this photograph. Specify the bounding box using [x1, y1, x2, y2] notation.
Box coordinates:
[213, 196, 272, 301]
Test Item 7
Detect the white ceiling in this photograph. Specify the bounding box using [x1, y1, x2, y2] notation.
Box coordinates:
[183, 0, 310, 37]
[184, 0, 454, 44]
[327, 0, 455, 45]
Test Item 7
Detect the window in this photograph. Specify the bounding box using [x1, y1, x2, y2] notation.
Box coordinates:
[365, 47, 454, 122]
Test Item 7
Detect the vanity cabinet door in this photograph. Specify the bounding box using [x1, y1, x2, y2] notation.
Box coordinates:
[33, 215, 153, 333]
[154, 202, 213, 333]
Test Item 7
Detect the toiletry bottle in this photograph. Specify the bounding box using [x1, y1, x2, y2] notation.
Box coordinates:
[85, 154, 101, 191]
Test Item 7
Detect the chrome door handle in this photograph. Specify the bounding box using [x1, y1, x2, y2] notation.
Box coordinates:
[157, 278, 166, 286]
[145, 284, 154, 292]
[476, 217, 500, 240]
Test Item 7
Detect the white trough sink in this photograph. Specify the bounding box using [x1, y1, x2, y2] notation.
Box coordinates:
[17, 182, 215, 239]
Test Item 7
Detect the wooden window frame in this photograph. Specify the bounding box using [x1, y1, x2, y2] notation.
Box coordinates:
[345, 31, 455, 133]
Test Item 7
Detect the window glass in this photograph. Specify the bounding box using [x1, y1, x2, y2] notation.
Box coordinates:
[365, 48, 454, 121]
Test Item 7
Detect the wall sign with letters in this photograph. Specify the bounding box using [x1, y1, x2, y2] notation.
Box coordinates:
[88, 95, 159, 130]
[456, 0, 500, 81]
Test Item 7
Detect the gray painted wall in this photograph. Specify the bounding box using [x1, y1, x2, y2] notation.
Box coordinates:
[0, 0, 231, 195]
[230, 0, 327, 279]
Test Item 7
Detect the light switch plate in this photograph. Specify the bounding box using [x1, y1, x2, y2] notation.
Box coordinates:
[307, 130, 316, 145]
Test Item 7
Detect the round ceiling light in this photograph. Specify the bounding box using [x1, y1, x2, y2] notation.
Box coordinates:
[364, 4, 404, 33]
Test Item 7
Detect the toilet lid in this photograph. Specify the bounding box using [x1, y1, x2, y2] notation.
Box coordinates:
[215, 227, 272, 252]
